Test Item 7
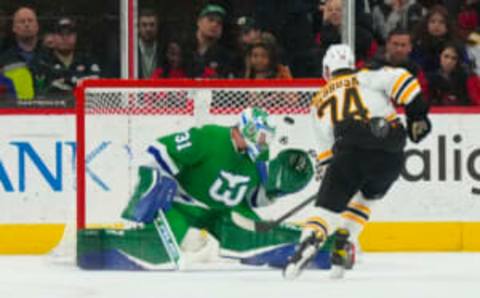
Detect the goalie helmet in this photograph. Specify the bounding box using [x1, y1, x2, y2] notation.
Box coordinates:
[238, 107, 276, 161]
[322, 44, 355, 79]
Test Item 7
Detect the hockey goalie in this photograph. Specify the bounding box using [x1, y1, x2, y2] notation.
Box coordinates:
[77, 107, 340, 270]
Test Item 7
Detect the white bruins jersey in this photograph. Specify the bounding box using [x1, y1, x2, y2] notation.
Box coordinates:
[311, 67, 421, 163]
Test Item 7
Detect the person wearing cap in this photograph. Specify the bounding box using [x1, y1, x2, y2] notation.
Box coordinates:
[184, 4, 232, 78]
[38, 17, 101, 98]
[230, 16, 262, 77]
[237, 16, 261, 47]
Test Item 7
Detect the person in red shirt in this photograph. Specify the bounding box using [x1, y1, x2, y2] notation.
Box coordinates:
[425, 42, 480, 105]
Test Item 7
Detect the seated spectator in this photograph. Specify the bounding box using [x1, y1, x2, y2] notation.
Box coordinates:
[40, 17, 101, 98]
[137, 9, 162, 78]
[151, 39, 189, 78]
[184, 4, 232, 78]
[315, 0, 378, 70]
[230, 16, 262, 77]
[0, 6, 45, 99]
[368, 29, 428, 91]
[237, 16, 262, 47]
[411, 5, 468, 73]
[371, 0, 425, 44]
[244, 39, 292, 79]
[424, 42, 480, 105]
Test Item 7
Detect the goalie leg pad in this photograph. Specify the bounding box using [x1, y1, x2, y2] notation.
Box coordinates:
[77, 227, 175, 270]
[130, 168, 177, 223]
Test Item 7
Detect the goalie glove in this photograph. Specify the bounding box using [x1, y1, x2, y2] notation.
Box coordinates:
[265, 149, 314, 199]
[407, 116, 431, 143]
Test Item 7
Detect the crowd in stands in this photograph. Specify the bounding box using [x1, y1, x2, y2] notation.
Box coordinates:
[0, 0, 479, 106]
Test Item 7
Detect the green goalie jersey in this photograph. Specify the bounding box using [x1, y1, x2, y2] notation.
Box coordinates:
[147, 124, 262, 211]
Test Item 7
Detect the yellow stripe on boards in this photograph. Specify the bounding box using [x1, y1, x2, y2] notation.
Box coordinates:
[1, 222, 480, 254]
[0, 224, 65, 254]
[360, 222, 473, 251]
[463, 222, 480, 251]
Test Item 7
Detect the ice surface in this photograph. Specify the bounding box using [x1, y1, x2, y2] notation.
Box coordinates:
[1, 253, 479, 298]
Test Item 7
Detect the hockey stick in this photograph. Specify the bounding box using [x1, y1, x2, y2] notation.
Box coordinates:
[153, 210, 183, 270]
[255, 193, 317, 232]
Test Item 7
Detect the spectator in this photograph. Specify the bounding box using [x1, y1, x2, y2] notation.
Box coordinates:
[411, 5, 466, 73]
[237, 16, 262, 47]
[244, 40, 292, 79]
[151, 39, 189, 78]
[315, 0, 378, 70]
[242, 37, 297, 111]
[371, 0, 425, 44]
[184, 4, 231, 78]
[137, 9, 162, 78]
[40, 17, 101, 98]
[368, 29, 428, 91]
[425, 42, 480, 105]
[0, 7, 41, 67]
[231, 16, 262, 78]
[0, 7, 44, 100]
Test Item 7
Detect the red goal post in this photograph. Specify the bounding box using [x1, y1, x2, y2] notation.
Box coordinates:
[75, 79, 325, 231]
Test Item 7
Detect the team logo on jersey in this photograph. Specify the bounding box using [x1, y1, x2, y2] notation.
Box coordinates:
[209, 171, 250, 207]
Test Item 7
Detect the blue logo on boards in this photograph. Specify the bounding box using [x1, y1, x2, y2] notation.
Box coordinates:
[0, 141, 115, 192]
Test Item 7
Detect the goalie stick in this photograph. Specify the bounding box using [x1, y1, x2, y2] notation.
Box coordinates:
[254, 194, 317, 232]
[231, 193, 317, 233]
[153, 210, 184, 270]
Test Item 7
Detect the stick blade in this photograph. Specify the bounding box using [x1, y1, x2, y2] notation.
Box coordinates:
[254, 221, 276, 233]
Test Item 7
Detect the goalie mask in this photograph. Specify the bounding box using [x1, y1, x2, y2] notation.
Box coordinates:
[238, 107, 276, 161]
[322, 44, 355, 80]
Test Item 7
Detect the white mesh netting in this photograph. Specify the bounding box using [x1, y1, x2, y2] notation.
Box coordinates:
[84, 88, 316, 115]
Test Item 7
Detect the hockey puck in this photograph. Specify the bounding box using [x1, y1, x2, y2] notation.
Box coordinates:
[283, 116, 295, 125]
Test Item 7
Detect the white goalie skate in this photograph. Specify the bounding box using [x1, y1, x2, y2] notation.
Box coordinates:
[283, 232, 323, 280]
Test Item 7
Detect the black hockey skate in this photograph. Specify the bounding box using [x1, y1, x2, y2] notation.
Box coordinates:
[283, 232, 323, 280]
[330, 228, 352, 279]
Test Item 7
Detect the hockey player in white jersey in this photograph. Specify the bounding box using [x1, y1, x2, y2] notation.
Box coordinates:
[283, 44, 431, 279]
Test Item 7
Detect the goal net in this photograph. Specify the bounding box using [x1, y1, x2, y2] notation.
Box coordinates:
[68, 79, 323, 265]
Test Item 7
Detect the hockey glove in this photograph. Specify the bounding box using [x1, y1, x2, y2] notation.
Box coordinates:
[265, 149, 314, 198]
[314, 158, 331, 182]
[407, 116, 431, 143]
